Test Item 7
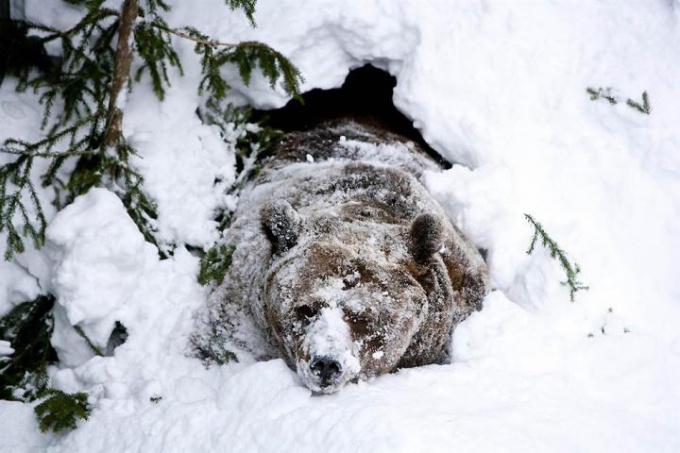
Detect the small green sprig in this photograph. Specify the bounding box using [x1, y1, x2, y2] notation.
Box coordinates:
[198, 244, 234, 287]
[524, 214, 589, 302]
[34, 389, 90, 433]
[626, 91, 651, 115]
[73, 326, 105, 357]
[586, 86, 618, 105]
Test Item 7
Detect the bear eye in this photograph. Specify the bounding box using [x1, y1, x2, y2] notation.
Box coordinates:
[347, 313, 371, 335]
[295, 305, 318, 320]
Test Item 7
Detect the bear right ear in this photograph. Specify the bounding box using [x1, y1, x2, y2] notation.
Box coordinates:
[261, 199, 302, 255]
[409, 213, 444, 264]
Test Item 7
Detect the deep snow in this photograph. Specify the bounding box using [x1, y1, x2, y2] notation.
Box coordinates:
[2, 0, 680, 452]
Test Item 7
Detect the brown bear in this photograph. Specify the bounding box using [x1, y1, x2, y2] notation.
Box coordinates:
[198, 120, 489, 394]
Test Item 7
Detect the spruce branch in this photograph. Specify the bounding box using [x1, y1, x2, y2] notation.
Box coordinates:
[134, 14, 183, 100]
[158, 24, 240, 47]
[586, 86, 618, 105]
[524, 214, 589, 302]
[225, 0, 257, 27]
[626, 91, 651, 115]
[0, 295, 57, 401]
[141, 0, 171, 15]
[192, 323, 238, 366]
[73, 326, 105, 357]
[0, 154, 47, 259]
[2, 0, 302, 260]
[34, 389, 90, 433]
[198, 244, 234, 287]
[156, 25, 302, 100]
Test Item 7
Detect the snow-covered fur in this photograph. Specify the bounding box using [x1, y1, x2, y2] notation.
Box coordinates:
[199, 120, 489, 393]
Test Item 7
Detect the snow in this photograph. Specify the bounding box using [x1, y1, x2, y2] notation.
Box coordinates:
[0, 340, 13, 356]
[1, 0, 680, 451]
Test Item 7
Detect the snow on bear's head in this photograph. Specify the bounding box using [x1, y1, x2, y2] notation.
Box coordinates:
[261, 199, 443, 394]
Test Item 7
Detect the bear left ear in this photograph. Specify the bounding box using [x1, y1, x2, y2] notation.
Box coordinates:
[409, 213, 444, 264]
[261, 199, 302, 255]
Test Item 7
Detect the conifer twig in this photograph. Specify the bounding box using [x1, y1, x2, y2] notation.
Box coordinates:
[0, 149, 95, 158]
[626, 91, 651, 115]
[73, 326, 105, 357]
[152, 25, 240, 48]
[586, 86, 618, 105]
[524, 214, 589, 302]
[34, 389, 90, 433]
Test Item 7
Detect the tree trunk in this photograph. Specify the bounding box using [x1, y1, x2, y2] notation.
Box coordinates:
[103, 0, 138, 150]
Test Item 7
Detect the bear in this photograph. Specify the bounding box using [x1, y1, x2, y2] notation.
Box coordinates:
[196, 119, 489, 394]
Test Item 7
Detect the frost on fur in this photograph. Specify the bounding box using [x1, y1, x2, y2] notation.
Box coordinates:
[193, 120, 489, 393]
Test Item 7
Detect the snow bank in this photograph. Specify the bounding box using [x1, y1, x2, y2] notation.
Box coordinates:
[1, 0, 680, 451]
[42, 189, 157, 366]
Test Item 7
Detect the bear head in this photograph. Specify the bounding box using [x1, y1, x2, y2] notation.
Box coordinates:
[261, 199, 447, 393]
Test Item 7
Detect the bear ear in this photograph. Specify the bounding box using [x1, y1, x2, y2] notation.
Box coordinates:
[261, 199, 302, 255]
[409, 213, 444, 264]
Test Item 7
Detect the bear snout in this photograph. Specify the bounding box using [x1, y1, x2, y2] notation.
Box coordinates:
[310, 355, 343, 386]
[298, 352, 354, 394]
[295, 306, 360, 393]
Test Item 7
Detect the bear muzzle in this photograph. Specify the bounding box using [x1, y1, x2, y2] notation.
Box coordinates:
[295, 307, 360, 393]
[297, 352, 356, 394]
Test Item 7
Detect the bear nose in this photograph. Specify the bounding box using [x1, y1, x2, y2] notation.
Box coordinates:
[310, 356, 342, 384]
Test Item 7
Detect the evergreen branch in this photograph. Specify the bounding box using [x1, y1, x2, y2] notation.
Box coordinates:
[3, 113, 101, 154]
[73, 326, 105, 357]
[13, 20, 62, 36]
[0, 155, 47, 259]
[141, 0, 171, 15]
[626, 91, 651, 115]
[191, 322, 238, 365]
[154, 25, 302, 99]
[134, 16, 183, 100]
[1, 149, 95, 158]
[34, 389, 90, 433]
[2, 0, 302, 262]
[524, 214, 589, 302]
[225, 0, 257, 27]
[113, 143, 162, 251]
[17, 7, 119, 45]
[0, 295, 57, 401]
[199, 244, 234, 286]
[586, 86, 618, 105]
[54, 6, 117, 41]
[157, 25, 241, 47]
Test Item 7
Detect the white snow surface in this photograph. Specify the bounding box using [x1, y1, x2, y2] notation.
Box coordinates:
[0, 0, 680, 452]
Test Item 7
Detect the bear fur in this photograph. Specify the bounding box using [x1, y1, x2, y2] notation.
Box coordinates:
[197, 120, 489, 393]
